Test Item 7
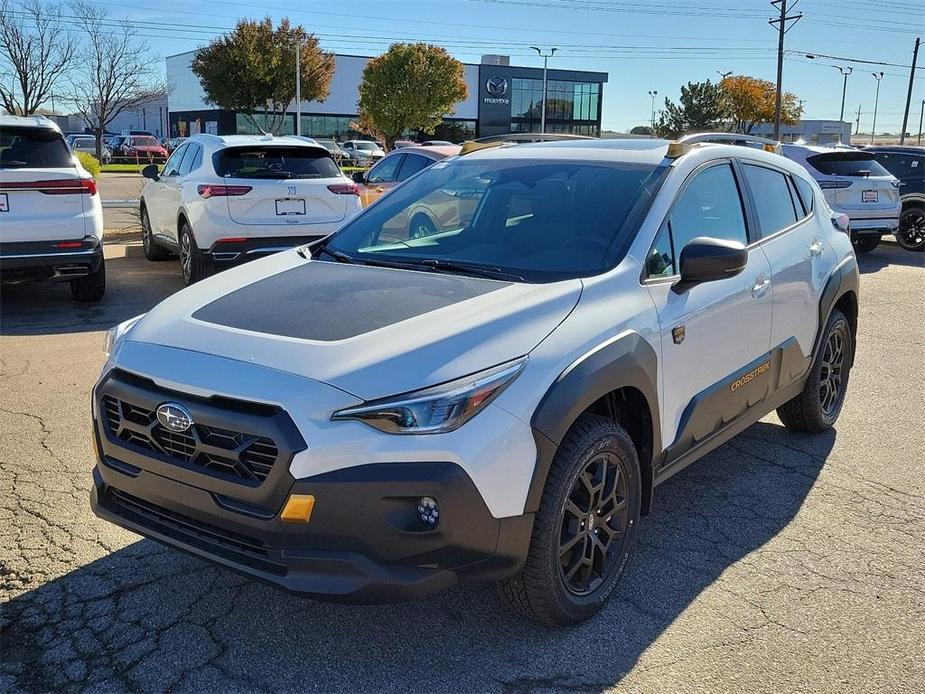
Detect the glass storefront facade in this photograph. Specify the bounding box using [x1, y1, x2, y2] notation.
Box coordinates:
[509, 78, 601, 136]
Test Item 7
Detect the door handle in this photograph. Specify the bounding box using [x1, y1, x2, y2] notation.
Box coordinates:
[751, 276, 771, 298]
[809, 239, 824, 257]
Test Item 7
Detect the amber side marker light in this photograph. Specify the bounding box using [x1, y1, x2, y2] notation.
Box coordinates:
[280, 494, 315, 523]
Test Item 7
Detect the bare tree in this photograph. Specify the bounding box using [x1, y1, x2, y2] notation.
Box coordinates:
[0, 0, 77, 115]
[68, 0, 164, 157]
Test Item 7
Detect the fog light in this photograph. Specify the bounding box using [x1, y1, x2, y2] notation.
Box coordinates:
[417, 497, 439, 528]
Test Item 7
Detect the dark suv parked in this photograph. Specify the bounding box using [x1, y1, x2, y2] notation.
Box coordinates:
[867, 146, 925, 252]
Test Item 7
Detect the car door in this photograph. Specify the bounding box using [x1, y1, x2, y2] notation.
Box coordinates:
[161, 143, 200, 243]
[148, 143, 187, 237]
[643, 161, 772, 460]
[359, 153, 404, 207]
[740, 162, 828, 359]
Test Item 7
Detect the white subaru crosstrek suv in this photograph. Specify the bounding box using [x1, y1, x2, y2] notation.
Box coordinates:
[782, 144, 900, 254]
[0, 115, 105, 301]
[92, 134, 859, 625]
[139, 134, 362, 285]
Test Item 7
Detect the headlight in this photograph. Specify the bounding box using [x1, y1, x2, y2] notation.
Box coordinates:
[103, 314, 145, 358]
[332, 358, 526, 434]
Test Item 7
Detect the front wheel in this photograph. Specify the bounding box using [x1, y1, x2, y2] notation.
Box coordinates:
[497, 414, 641, 626]
[408, 213, 437, 239]
[777, 308, 852, 433]
[852, 234, 880, 254]
[896, 206, 925, 252]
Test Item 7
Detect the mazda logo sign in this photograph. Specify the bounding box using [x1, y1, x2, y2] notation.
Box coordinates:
[156, 402, 194, 433]
[485, 76, 508, 97]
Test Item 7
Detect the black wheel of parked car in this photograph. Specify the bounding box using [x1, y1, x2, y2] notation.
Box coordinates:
[179, 222, 213, 286]
[497, 413, 641, 626]
[409, 213, 437, 239]
[141, 205, 172, 261]
[70, 255, 106, 302]
[896, 206, 925, 252]
[777, 308, 852, 433]
[852, 235, 880, 254]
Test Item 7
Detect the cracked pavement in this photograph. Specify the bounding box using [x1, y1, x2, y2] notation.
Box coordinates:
[1, 243, 923, 693]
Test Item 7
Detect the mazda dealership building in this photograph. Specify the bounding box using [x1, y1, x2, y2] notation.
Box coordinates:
[165, 51, 608, 141]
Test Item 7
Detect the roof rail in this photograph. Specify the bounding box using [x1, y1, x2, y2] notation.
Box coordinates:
[460, 132, 597, 155]
[666, 132, 782, 158]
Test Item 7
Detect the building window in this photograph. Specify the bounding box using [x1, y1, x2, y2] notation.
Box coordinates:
[236, 112, 294, 135]
[510, 79, 600, 128]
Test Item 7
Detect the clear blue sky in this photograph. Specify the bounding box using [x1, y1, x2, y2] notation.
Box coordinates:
[100, 0, 923, 133]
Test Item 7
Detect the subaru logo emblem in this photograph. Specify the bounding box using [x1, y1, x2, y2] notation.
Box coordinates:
[485, 76, 508, 97]
[156, 402, 194, 433]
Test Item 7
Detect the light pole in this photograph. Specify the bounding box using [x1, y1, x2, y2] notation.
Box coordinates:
[918, 99, 924, 145]
[295, 38, 302, 136]
[870, 71, 883, 146]
[647, 90, 658, 134]
[804, 55, 853, 124]
[531, 46, 557, 133]
[717, 70, 732, 80]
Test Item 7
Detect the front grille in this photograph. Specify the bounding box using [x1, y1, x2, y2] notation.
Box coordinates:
[101, 395, 280, 485]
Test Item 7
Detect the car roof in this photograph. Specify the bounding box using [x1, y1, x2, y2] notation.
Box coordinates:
[865, 145, 925, 153]
[386, 144, 460, 159]
[0, 114, 61, 131]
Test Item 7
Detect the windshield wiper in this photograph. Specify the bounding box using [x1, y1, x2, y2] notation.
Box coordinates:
[416, 259, 525, 282]
[313, 246, 356, 263]
[0, 160, 29, 167]
[246, 170, 293, 179]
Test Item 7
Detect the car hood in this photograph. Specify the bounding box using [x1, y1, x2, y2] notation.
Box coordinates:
[125, 251, 581, 400]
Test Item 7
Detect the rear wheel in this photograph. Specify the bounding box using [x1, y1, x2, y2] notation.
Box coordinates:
[141, 206, 171, 261]
[70, 255, 106, 302]
[497, 414, 641, 626]
[896, 206, 925, 252]
[777, 308, 852, 433]
[409, 213, 437, 239]
[852, 234, 880, 254]
[179, 222, 212, 286]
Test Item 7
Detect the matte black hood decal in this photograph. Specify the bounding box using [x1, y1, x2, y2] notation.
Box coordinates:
[191, 261, 510, 342]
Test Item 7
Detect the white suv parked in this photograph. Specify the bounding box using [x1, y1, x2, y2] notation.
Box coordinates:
[139, 134, 362, 285]
[93, 134, 859, 625]
[0, 115, 105, 301]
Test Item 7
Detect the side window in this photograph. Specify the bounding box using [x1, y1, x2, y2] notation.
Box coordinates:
[163, 144, 186, 176]
[646, 222, 675, 277]
[669, 164, 748, 252]
[742, 164, 799, 238]
[366, 154, 403, 184]
[397, 153, 432, 181]
[793, 176, 815, 215]
[177, 144, 199, 176]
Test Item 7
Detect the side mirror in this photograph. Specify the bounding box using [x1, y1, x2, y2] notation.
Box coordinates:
[674, 236, 747, 292]
[351, 171, 365, 184]
[141, 164, 160, 181]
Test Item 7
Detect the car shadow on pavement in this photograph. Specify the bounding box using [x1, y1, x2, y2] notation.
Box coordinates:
[0, 421, 834, 693]
[0, 252, 183, 336]
[856, 242, 924, 274]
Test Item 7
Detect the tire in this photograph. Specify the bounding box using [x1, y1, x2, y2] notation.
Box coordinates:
[852, 234, 880, 254]
[776, 308, 852, 433]
[141, 205, 171, 261]
[70, 255, 106, 302]
[178, 222, 212, 286]
[497, 414, 641, 626]
[408, 213, 437, 239]
[896, 206, 925, 252]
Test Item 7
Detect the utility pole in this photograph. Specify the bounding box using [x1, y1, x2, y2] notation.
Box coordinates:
[899, 37, 920, 145]
[648, 90, 658, 135]
[769, 0, 802, 140]
[855, 103, 862, 136]
[295, 38, 302, 136]
[918, 99, 924, 145]
[870, 72, 883, 146]
[531, 47, 558, 134]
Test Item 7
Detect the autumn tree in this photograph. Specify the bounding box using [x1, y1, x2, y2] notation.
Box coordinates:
[0, 0, 76, 115]
[356, 43, 467, 150]
[192, 18, 334, 135]
[654, 79, 727, 138]
[720, 75, 802, 134]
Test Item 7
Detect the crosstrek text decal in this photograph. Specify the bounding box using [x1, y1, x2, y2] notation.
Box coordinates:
[730, 361, 770, 392]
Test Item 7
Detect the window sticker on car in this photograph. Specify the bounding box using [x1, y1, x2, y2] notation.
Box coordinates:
[911, 160, 919, 168]
[0, 193, 8, 212]
[430, 160, 451, 169]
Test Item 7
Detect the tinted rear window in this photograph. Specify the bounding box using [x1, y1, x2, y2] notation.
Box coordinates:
[807, 152, 891, 177]
[0, 126, 72, 169]
[216, 147, 340, 179]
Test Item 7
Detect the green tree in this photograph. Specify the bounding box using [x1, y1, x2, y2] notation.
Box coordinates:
[356, 43, 468, 150]
[191, 17, 334, 135]
[654, 80, 727, 138]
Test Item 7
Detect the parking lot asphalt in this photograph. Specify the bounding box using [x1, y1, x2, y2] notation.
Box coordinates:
[1, 243, 923, 693]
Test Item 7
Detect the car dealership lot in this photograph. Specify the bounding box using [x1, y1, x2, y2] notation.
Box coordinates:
[1, 244, 923, 692]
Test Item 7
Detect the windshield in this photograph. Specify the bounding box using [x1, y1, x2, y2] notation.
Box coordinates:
[132, 137, 158, 147]
[355, 142, 378, 151]
[320, 156, 668, 283]
[807, 152, 892, 177]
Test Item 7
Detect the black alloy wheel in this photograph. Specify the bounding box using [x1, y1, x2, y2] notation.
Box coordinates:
[179, 228, 193, 284]
[558, 452, 632, 595]
[896, 207, 925, 252]
[819, 324, 846, 418]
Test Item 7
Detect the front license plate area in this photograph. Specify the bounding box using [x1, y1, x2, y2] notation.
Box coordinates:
[862, 190, 878, 203]
[275, 198, 306, 216]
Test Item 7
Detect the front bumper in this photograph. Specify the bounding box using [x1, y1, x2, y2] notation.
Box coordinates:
[90, 369, 532, 601]
[0, 235, 102, 282]
[206, 235, 326, 266]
